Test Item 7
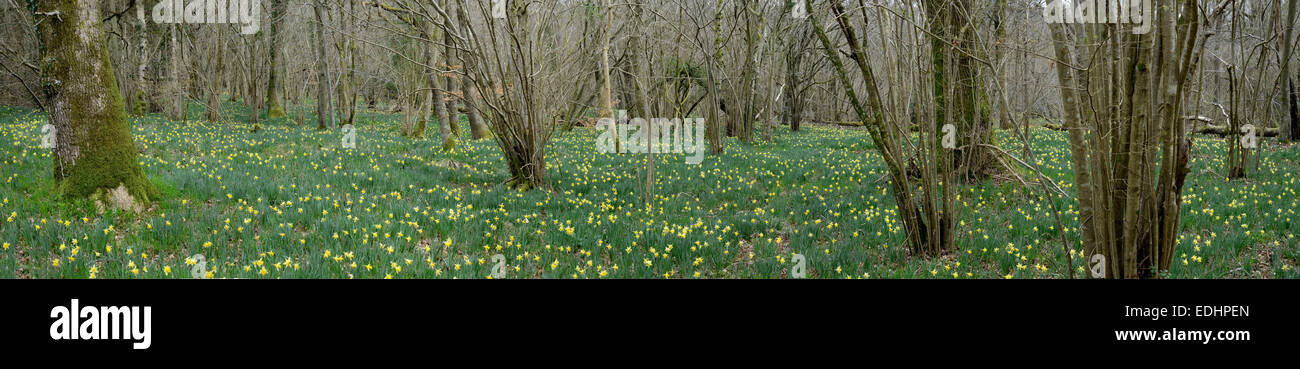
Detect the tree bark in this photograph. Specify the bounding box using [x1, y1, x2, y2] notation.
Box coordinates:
[313, 0, 332, 130]
[205, 26, 223, 122]
[266, 0, 286, 118]
[810, 0, 952, 256]
[704, 0, 725, 154]
[425, 10, 453, 150]
[132, 3, 148, 116]
[38, 0, 158, 210]
[1289, 79, 1299, 141]
[926, 0, 993, 182]
[334, 0, 358, 127]
[1282, 0, 1298, 141]
[169, 23, 184, 121]
[1048, 0, 1205, 278]
[782, 31, 806, 132]
[440, 0, 459, 135]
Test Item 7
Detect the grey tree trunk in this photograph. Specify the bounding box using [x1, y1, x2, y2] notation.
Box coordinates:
[170, 24, 184, 121]
[266, 0, 286, 118]
[1047, 0, 1207, 278]
[456, 0, 487, 140]
[441, 0, 459, 135]
[313, 0, 332, 130]
[132, 3, 148, 116]
[810, 0, 954, 256]
[1281, 0, 1298, 141]
[782, 35, 806, 132]
[425, 12, 453, 150]
[205, 26, 223, 122]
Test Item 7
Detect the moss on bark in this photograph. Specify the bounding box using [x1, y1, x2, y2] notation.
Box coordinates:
[441, 134, 458, 151]
[132, 91, 147, 116]
[40, 0, 158, 210]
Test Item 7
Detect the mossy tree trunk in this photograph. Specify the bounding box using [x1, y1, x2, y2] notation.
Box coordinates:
[925, 0, 994, 182]
[37, 0, 158, 210]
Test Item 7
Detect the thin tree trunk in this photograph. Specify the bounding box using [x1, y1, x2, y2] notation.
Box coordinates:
[169, 24, 182, 121]
[810, 0, 948, 256]
[206, 26, 224, 123]
[599, 0, 613, 120]
[783, 36, 805, 132]
[1047, 0, 1205, 278]
[266, 0, 286, 118]
[313, 0, 331, 130]
[426, 11, 453, 150]
[1281, 0, 1298, 141]
[1289, 79, 1299, 141]
[132, 3, 148, 116]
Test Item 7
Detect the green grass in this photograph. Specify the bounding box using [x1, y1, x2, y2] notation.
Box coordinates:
[0, 102, 1296, 279]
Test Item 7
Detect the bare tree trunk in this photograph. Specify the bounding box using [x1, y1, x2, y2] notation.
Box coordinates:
[810, 0, 952, 256]
[1048, 0, 1207, 278]
[415, 36, 430, 140]
[265, 0, 286, 118]
[630, 0, 654, 204]
[1226, 2, 1248, 179]
[734, 0, 759, 142]
[465, 82, 488, 139]
[132, 3, 148, 116]
[170, 24, 184, 121]
[313, 0, 331, 130]
[334, 0, 358, 127]
[599, 0, 614, 121]
[425, 9, 453, 150]
[704, 0, 725, 154]
[206, 26, 224, 123]
[1290, 79, 1299, 141]
[450, 1, 487, 140]
[782, 29, 806, 132]
[926, 0, 993, 182]
[440, 0, 459, 135]
[37, 0, 158, 210]
[1281, 0, 1298, 141]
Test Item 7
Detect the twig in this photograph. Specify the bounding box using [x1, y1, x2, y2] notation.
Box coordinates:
[975, 143, 1069, 198]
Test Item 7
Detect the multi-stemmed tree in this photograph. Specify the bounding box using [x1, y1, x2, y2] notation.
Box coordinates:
[809, 0, 957, 256]
[424, 0, 587, 190]
[1047, 0, 1215, 278]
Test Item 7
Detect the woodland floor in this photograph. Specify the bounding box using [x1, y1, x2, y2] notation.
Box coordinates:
[0, 101, 1297, 279]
